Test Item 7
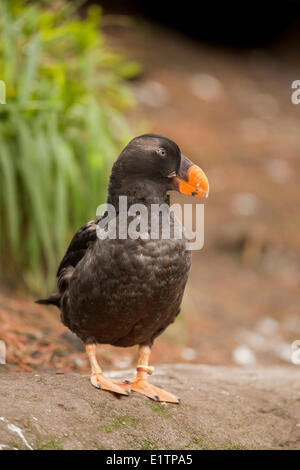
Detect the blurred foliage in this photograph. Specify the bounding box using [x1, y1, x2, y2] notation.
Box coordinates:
[0, 0, 140, 292]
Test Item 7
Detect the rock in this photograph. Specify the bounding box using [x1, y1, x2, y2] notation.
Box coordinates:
[0, 365, 299, 450]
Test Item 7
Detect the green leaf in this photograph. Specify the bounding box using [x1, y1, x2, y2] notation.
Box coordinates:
[0, 137, 20, 253]
[0, 0, 139, 292]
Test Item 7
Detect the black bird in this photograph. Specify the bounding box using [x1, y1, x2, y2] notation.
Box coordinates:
[37, 134, 209, 403]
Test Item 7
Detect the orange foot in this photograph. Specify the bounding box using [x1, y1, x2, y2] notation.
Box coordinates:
[130, 377, 180, 404]
[91, 373, 130, 396]
[111, 378, 132, 393]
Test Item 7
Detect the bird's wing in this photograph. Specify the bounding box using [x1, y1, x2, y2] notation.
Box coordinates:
[36, 216, 104, 307]
[57, 216, 102, 277]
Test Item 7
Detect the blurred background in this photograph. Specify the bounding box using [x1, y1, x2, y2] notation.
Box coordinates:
[0, 0, 300, 373]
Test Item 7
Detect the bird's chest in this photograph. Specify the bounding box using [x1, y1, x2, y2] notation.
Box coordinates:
[105, 237, 188, 298]
[72, 235, 191, 313]
[68, 229, 191, 346]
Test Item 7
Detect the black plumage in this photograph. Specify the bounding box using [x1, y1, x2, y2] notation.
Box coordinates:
[37, 134, 208, 402]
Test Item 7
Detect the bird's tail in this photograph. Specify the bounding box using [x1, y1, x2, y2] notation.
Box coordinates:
[35, 295, 60, 308]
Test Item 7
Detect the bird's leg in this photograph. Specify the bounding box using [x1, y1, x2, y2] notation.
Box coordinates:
[130, 344, 180, 404]
[86, 344, 129, 396]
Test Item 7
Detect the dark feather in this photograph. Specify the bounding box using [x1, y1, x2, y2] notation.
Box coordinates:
[57, 216, 103, 276]
[35, 216, 103, 308]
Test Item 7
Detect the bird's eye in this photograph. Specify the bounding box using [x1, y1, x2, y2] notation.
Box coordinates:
[158, 148, 167, 157]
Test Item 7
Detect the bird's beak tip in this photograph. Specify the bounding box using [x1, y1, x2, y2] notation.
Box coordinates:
[175, 163, 209, 198]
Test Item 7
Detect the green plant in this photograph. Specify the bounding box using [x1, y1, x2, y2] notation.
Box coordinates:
[0, 0, 139, 292]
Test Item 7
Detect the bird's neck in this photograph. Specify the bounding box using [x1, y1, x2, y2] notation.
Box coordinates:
[107, 179, 170, 212]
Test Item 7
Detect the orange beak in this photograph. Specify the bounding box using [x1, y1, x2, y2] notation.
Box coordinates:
[171, 155, 209, 198]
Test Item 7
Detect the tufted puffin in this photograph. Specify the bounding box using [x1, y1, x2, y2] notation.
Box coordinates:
[37, 134, 209, 403]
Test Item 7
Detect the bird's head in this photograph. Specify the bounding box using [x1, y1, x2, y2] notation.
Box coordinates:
[107, 134, 209, 205]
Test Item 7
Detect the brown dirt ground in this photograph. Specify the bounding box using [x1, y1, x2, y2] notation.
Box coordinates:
[0, 14, 300, 452]
[1, 17, 300, 374]
[0, 364, 299, 450]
